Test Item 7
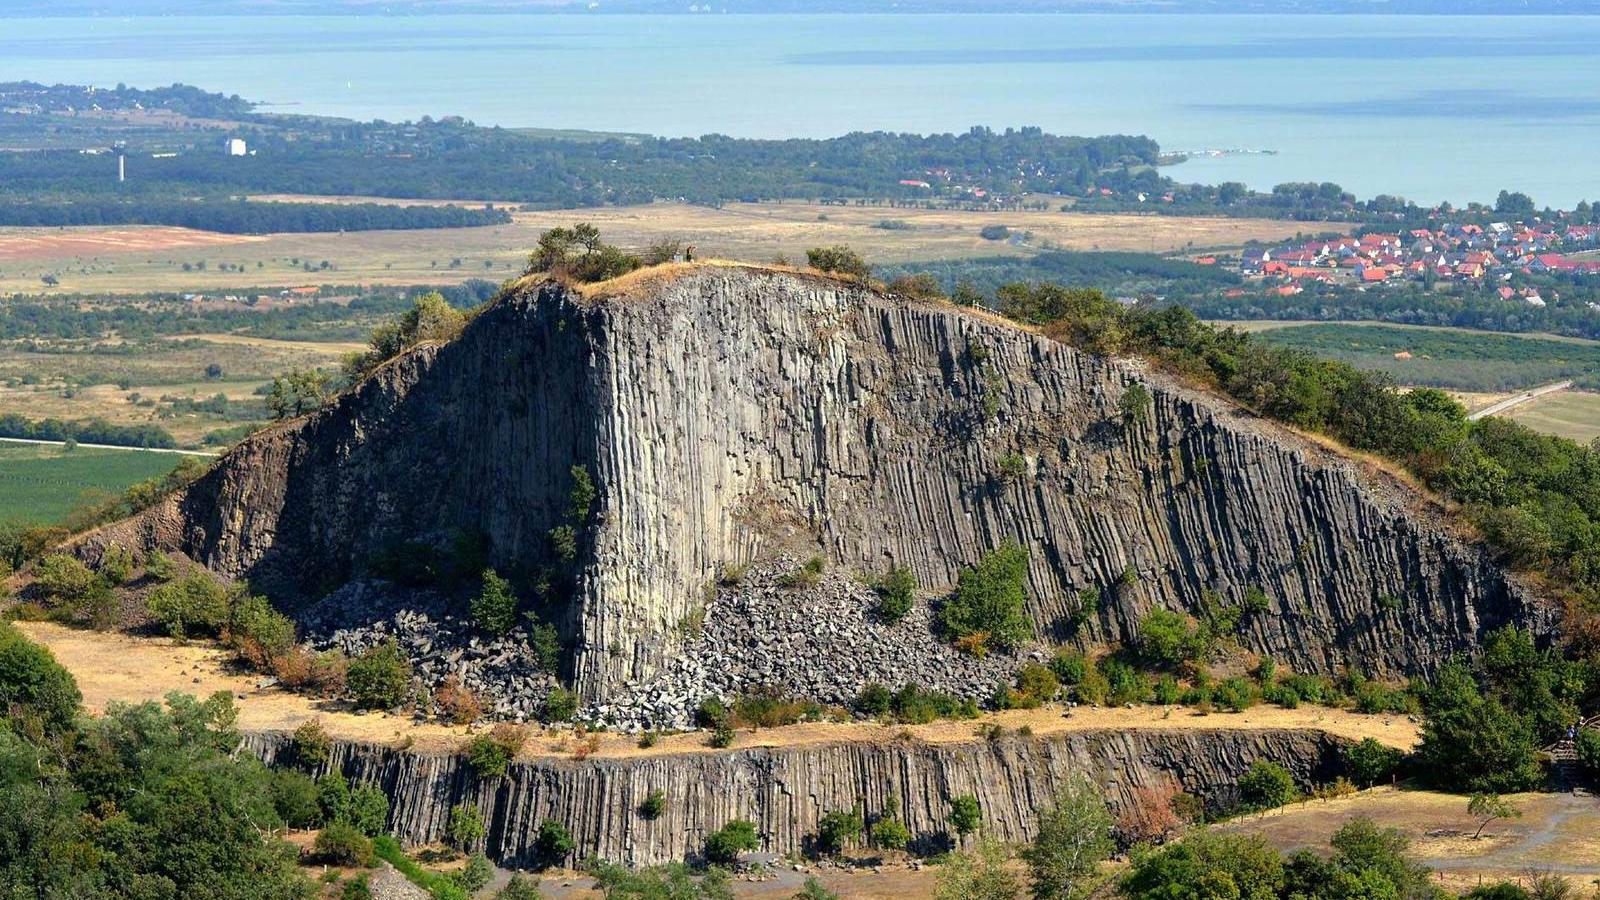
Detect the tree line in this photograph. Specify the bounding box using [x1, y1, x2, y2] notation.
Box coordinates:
[0, 198, 511, 234]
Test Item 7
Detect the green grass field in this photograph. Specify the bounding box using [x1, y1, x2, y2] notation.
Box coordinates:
[1253, 322, 1600, 392]
[0, 442, 185, 525]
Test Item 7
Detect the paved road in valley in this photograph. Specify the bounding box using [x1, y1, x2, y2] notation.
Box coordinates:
[1466, 380, 1574, 421]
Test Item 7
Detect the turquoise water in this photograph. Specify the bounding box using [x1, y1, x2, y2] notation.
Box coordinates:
[4, 14, 1600, 206]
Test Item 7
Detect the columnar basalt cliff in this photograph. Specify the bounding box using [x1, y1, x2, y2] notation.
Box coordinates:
[242, 727, 1349, 868]
[86, 264, 1551, 702]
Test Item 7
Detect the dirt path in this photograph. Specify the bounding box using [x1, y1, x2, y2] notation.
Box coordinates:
[1466, 380, 1574, 420]
[18, 621, 1418, 761]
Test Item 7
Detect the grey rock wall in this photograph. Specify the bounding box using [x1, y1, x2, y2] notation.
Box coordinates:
[242, 726, 1349, 868]
[84, 267, 1552, 704]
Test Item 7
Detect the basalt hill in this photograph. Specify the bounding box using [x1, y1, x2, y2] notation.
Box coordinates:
[84, 263, 1551, 706]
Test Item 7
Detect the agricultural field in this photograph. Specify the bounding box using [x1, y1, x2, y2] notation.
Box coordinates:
[0, 442, 191, 525]
[0, 332, 356, 446]
[1249, 322, 1600, 393]
[0, 201, 1312, 295]
[1502, 389, 1600, 444]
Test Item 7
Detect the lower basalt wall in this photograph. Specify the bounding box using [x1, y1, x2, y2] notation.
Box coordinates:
[244, 726, 1348, 868]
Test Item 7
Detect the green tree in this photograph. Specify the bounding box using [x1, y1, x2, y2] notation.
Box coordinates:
[146, 570, 230, 639]
[0, 620, 81, 736]
[1119, 383, 1152, 426]
[940, 543, 1032, 653]
[934, 837, 1021, 900]
[1414, 661, 1541, 793]
[535, 819, 576, 868]
[1238, 759, 1296, 811]
[705, 819, 760, 865]
[448, 803, 487, 851]
[874, 566, 916, 623]
[1467, 793, 1520, 839]
[472, 569, 519, 636]
[805, 245, 871, 280]
[1121, 831, 1285, 900]
[816, 807, 864, 855]
[266, 368, 332, 419]
[949, 794, 982, 838]
[1342, 737, 1404, 788]
[346, 639, 412, 710]
[1022, 776, 1114, 900]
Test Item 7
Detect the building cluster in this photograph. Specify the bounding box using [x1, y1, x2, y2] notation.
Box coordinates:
[1240, 222, 1600, 302]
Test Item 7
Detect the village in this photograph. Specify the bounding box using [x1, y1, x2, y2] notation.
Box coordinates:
[1240, 220, 1600, 303]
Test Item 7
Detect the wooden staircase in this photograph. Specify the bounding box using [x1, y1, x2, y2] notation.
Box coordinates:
[1543, 715, 1599, 793]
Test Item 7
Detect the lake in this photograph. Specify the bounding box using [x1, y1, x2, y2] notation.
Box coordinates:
[4, 13, 1600, 206]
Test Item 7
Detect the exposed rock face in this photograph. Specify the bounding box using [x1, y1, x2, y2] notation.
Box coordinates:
[242, 726, 1349, 868]
[87, 266, 1551, 703]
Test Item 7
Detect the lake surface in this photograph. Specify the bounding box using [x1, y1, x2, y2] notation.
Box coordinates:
[5, 13, 1600, 206]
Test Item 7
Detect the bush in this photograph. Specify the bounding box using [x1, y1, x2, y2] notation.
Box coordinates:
[869, 815, 911, 851]
[270, 770, 322, 828]
[874, 566, 916, 623]
[495, 875, 544, 900]
[979, 224, 1012, 241]
[471, 569, 519, 636]
[0, 620, 81, 736]
[535, 819, 576, 868]
[1214, 676, 1258, 712]
[1015, 662, 1060, 705]
[227, 594, 296, 665]
[313, 821, 375, 867]
[448, 803, 486, 851]
[452, 854, 494, 892]
[146, 570, 230, 639]
[543, 687, 578, 722]
[778, 555, 825, 588]
[99, 545, 135, 584]
[346, 639, 412, 710]
[638, 788, 667, 820]
[794, 877, 840, 900]
[708, 724, 735, 748]
[939, 543, 1031, 653]
[1577, 728, 1600, 778]
[465, 731, 519, 779]
[805, 246, 870, 280]
[316, 772, 352, 824]
[32, 553, 99, 602]
[1049, 649, 1088, 685]
[342, 783, 390, 836]
[695, 697, 730, 729]
[855, 682, 892, 717]
[143, 549, 176, 581]
[948, 794, 982, 836]
[1136, 608, 1202, 667]
[1238, 759, 1296, 811]
[816, 808, 864, 855]
[1343, 737, 1405, 787]
[293, 719, 332, 770]
[705, 819, 759, 865]
[434, 676, 484, 725]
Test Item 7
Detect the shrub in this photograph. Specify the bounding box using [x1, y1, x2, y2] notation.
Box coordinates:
[293, 719, 333, 770]
[147, 570, 230, 640]
[638, 788, 667, 820]
[143, 549, 176, 581]
[816, 807, 864, 855]
[346, 639, 412, 710]
[874, 566, 916, 623]
[695, 697, 730, 729]
[708, 724, 735, 748]
[0, 620, 81, 736]
[270, 770, 322, 829]
[465, 733, 516, 779]
[778, 555, 825, 588]
[472, 569, 519, 636]
[794, 877, 840, 900]
[33, 553, 99, 603]
[705, 819, 759, 865]
[526, 615, 562, 673]
[948, 794, 982, 837]
[856, 682, 892, 717]
[1577, 728, 1600, 778]
[543, 687, 578, 722]
[1116, 780, 1184, 846]
[342, 784, 390, 837]
[1238, 759, 1296, 811]
[1214, 676, 1258, 712]
[1343, 737, 1405, 787]
[885, 272, 945, 300]
[452, 854, 494, 892]
[1102, 658, 1153, 706]
[1153, 674, 1182, 705]
[1136, 608, 1202, 667]
[316, 772, 352, 824]
[495, 875, 544, 900]
[535, 819, 576, 867]
[99, 545, 134, 584]
[734, 688, 817, 729]
[1015, 662, 1060, 705]
[978, 224, 1012, 241]
[227, 594, 296, 665]
[869, 815, 911, 851]
[448, 803, 486, 851]
[805, 246, 870, 280]
[1049, 649, 1088, 685]
[313, 821, 374, 867]
[939, 543, 1031, 652]
[434, 676, 484, 725]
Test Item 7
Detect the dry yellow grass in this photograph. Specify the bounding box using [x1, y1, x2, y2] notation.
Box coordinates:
[1503, 389, 1600, 444]
[17, 621, 1416, 762]
[0, 201, 1313, 295]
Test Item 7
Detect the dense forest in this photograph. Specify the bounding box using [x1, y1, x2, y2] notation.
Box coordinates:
[880, 250, 1240, 299]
